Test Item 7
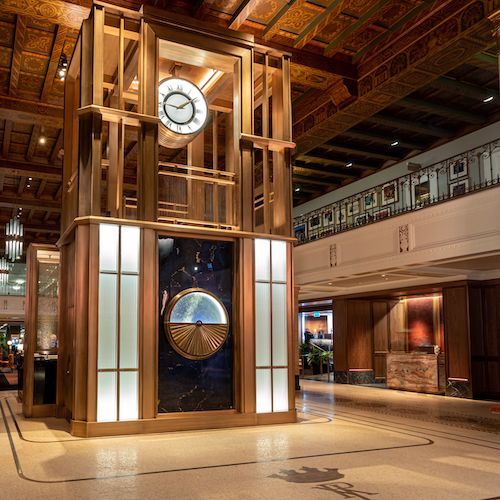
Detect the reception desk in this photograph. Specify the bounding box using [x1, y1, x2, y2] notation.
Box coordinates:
[387, 352, 445, 394]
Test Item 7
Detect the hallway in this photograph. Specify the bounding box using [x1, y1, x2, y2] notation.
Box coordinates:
[0, 381, 499, 499]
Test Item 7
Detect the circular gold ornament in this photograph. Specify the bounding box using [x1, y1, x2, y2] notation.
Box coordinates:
[164, 288, 229, 360]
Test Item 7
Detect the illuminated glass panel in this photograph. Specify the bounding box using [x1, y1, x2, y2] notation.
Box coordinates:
[271, 240, 286, 282]
[119, 371, 138, 421]
[254, 238, 270, 281]
[170, 291, 227, 324]
[256, 369, 272, 414]
[99, 224, 119, 272]
[98, 273, 118, 369]
[97, 372, 117, 422]
[272, 368, 288, 412]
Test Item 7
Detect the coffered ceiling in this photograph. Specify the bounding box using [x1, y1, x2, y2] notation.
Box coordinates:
[0, 0, 498, 251]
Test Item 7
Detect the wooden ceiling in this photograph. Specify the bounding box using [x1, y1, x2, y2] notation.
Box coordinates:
[0, 0, 499, 252]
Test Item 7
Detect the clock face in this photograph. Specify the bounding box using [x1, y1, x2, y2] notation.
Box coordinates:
[158, 77, 208, 136]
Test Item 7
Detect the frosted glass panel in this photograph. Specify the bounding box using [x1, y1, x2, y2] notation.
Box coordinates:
[254, 239, 270, 281]
[121, 226, 140, 273]
[119, 371, 138, 421]
[120, 275, 139, 369]
[271, 240, 287, 283]
[99, 224, 119, 272]
[98, 274, 118, 369]
[272, 283, 287, 366]
[272, 368, 289, 412]
[97, 372, 117, 422]
[255, 282, 271, 366]
[256, 369, 272, 414]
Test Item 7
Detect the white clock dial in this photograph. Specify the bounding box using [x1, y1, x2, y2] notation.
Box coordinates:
[158, 77, 208, 136]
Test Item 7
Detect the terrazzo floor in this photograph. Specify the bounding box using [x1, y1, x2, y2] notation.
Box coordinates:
[0, 380, 499, 499]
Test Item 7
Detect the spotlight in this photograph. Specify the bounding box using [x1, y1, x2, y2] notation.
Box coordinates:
[483, 96, 494, 103]
[39, 137, 46, 145]
[390, 141, 399, 147]
[346, 162, 353, 168]
[295, 187, 300, 192]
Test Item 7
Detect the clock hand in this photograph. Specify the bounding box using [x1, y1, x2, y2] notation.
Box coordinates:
[164, 103, 181, 109]
[178, 97, 196, 110]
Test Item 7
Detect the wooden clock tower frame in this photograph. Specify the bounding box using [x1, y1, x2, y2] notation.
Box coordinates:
[53, 1, 296, 437]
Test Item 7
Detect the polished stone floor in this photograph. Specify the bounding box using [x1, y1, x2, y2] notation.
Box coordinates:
[1, 381, 499, 499]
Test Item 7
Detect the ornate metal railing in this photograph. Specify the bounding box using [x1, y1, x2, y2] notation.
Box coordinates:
[293, 138, 500, 245]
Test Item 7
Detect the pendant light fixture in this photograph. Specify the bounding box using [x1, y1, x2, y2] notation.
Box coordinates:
[5, 217, 24, 261]
[0, 256, 9, 286]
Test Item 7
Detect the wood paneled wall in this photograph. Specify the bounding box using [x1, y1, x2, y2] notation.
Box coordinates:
[443, 286, 471, 381]
[373, 301, 389, 380]
[334, 299, 373, 373]
[471, 284, 500, 399]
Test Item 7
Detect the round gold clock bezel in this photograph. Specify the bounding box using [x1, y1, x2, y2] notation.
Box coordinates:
[158, 77, 209, 148]
[164, 287, 229, 361]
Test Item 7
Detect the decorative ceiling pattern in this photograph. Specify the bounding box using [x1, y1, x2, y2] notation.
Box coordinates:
[0, 0, 498, 244]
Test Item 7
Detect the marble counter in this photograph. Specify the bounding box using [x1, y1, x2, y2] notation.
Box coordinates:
[387, 352, 445, 394]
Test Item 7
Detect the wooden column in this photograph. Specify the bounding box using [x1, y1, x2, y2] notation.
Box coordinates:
[137, 22, 158, 222]
[187, 132, 205, 221]
[373, 301, 390, 380]
[442, 285, 474, 398]
[333, 299, 374, 384]
[140, 228, 157, 419]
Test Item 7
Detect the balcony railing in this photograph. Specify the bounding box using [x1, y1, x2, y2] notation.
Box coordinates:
[293, 138, 500, 245]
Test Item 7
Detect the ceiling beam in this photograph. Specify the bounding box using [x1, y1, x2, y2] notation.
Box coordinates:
[429, 76, 499, 101]
[9, 15, 27, 96]
[293, 164, 355, 179]
[294, 0, 345, 49]
[365, 115, 453, 138]
[0, 96, 63, 128]
[342, 129, 425, 150]
[26, 125, 41, 162]
[292, 174, 335, 187]
[399, 97, 485, 124]
[320, 143, 400, 161]
[296, 152, 377, 170]
[2, 120, 13, 158]
[0, 175, 4, 193]
[41, 25, 69, 102]
[262, 0, 300, 40]
[0, 159, 62, 181]
[1, 0, 89, 30]
[323, 0, 386, 56]
[229, 0, 259, 30]
[17, 176, 26, 195]
[0, 193, 61, 211]
[36, 179, 47, 198]
[352, 0, 434, 62]
[50, 129, 64, 164]
[474, 52, 498, 67]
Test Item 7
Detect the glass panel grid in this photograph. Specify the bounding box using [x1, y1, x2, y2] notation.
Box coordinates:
[254, 239, 289, 413]
[98, 224, 141, 422]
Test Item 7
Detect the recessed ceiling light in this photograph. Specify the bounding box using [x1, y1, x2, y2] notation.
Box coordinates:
[390, 141, 399, 147]
[295, 187, 300, 192]
[28, 177, 32, 181]
[346, 162, 353, 168]
[483, 96, 494, 103]
[58, 69, 66, 78]
[39, 137, 46, 145]
[328, 282, 332, 285]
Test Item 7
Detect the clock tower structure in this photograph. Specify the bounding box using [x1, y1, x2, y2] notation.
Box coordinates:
[53, 2, 296, 437]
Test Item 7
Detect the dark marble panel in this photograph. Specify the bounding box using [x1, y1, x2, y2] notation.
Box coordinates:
[158, 237, 234, 413]
[349, 370, 375, 385]
[446, 379, 473, 399]
[334, 371, 349, 384]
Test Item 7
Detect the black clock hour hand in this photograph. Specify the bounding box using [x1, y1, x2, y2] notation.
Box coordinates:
[165, 103, 180, 109]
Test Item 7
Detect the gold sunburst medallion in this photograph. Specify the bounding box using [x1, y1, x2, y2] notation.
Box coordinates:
[164, 288, 229, 360]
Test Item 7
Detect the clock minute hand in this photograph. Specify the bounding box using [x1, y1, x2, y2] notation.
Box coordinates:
[178, 97, 195, 110]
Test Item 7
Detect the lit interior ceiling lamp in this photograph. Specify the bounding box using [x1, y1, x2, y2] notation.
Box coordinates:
[5, 218, 23, 262]
[199, 68, 224, 93]
[0, 256, 10, 286]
